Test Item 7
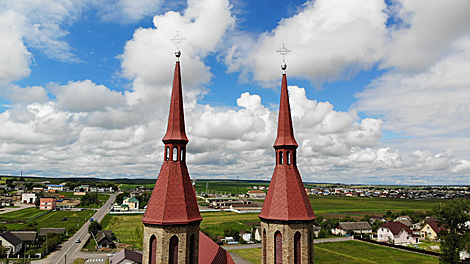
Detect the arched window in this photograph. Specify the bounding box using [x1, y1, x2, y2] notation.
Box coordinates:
[262, 229, 267, 264]
[279, 151, 283, 165]
[173, 147, 178, 161]
[189, 233, 196, 263]
[169, 235, 179, 264]
[149, 235, 157, 264]
[275, 231, 283, 264]
[294, 232, 301, 264]
[181, 147, 185, 162]
[287, 151, 291, 165]
[309, 230, 313, 264]
[165, 147, 170, 161]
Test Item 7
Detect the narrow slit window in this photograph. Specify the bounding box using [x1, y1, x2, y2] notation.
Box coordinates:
[173, 147, 178, 161]
[279, 151, 283, 165]
[166, 147, 170, 161]
[275, 231, 283, 263]
[181, 148, 185, 162]
[287, 151, 291, 165]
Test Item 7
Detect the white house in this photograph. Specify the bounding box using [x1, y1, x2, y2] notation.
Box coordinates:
[46, 185, 64, 191]
[331, 222, 372, 236]
[377, 221, 418, 244]
[21, 193, 36, 204]
[0, 232, 23, 257]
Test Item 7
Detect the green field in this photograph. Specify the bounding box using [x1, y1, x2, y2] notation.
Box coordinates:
[310, 196, 438, 218]
[229, 241, 439, 264]
[0, 208, 94, 233]
[100, 214, 143, 250]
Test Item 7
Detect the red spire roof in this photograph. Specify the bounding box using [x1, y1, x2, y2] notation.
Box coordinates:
[162, 61, 188, 143]
[273, 74, 298, 147]
[142, 58, 201, 225]
[259, 71, 315, 222]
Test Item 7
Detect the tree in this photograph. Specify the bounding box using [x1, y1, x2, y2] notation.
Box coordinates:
[432, 199, 470, 264]
[88, 220, 103, 236]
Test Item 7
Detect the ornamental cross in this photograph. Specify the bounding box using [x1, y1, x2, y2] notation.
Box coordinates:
[170, 31, 185, 49]
[276, 43, 291, 63]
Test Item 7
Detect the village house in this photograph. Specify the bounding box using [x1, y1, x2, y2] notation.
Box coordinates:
[21, 193, 36, 204]
[331, 222, 372, 236]
[39, 197, 57, 210]
[246, 190, 266, 199]
[122, 197, 140, 210]
[377, 221, 419, 244]
[0, 231, 23, 257]
[10, 231, 37, 248]
[111, 248, 142, 264]
[96, 230, 115, 249]
[46, 184, 64, 191]
[420, 217, 444, 240]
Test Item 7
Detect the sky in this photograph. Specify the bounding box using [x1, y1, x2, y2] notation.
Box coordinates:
[1, 0, 470, 185]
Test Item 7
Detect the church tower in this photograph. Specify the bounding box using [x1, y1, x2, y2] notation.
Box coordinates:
[142, 44, 202, 264]
[259, 44, 316, 264]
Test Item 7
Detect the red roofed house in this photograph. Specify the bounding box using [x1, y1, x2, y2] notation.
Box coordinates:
[258, 48, 316, 264]
[247, 190, 266, 199]
[141, 42, 234, 264]
[420, 217, 445, 241]
[377, 221, 419, 244]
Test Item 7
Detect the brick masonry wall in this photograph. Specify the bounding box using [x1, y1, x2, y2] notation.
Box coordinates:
[142, 222, 200, 264]
[261, 220, 314, 264]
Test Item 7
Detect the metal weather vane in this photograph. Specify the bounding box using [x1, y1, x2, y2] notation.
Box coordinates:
[171, 31, 186, 61]
[276, 43, 291, 72]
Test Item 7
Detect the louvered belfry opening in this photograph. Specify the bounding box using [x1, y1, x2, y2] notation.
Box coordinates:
[149, 235, 157, 264]
[169, 235, 179, 264]
[294, 232, 301, 264]
[275, 231, 283, 263]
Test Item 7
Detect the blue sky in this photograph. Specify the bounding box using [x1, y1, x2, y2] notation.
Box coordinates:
[1, 0, 470, 185]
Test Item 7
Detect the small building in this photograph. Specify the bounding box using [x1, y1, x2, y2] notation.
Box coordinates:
[247, 190, 266, 199]
[10, 231, 37, 247]
[46, 185, 64, 191]
[39, 197, 57, 210]
[420, 218, 444, 241]
[331, 222, 372, 236]
[110, 248, 142, 264]
[377, 221, 418, 244]
[123, 197, 140, 210]
[254, 227, 262, 241]
[394, 216, 413, 227]
[21, 193, 37, 204]
[0, 231, 23, 257]
[32, 187, 44, 192]
[96, 230, 115, 249]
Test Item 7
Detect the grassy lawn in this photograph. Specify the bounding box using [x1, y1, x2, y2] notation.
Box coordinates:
[314, 241, 438, 263]
[228, 241, 439, 264]
[310, 196, 439, 218]
[1, 207, 94, 232]
[100, 214, 143, 250]
[229, 248, 261, 264]
[0, 207, 45, 221]
[200, 212, 260, 238]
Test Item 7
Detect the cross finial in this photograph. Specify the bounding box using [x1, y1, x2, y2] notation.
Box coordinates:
[171, 31, 186, 61]
[276, 43, 291, 73]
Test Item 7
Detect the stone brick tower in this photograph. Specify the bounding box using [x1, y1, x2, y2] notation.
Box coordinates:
[142, 48, 202, 264]
[259, 47, 316, 264]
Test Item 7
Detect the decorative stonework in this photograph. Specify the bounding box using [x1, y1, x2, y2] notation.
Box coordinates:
[142, 222, 200, 264]
[261, 220, 314, 264]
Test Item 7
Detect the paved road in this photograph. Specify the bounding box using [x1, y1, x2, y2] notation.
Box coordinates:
[32, 193, 117, 264]
[0, 202, 35, 214]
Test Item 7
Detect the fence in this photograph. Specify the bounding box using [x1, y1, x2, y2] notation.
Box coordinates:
[354, 236, 441, 257]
